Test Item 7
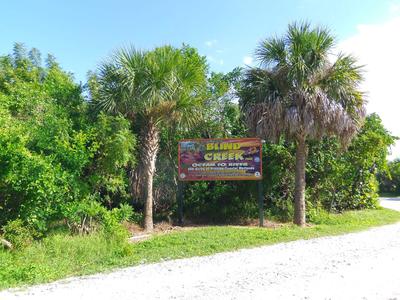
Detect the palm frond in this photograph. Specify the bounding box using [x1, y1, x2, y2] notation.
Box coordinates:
[241, 23, 366, 146]
[92, 45, 207, 129]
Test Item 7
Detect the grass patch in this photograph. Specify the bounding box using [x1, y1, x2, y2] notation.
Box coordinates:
[1, 208, 400, 290]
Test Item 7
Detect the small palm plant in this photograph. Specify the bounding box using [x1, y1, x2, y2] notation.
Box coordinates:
[240, 22, 366, 226]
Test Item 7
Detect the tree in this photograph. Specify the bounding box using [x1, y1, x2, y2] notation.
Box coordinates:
[0, 45, 85, 231]
[378, 159, 400, 194]
[92, 45, 207, 231]
[307, 114, 396, 212]
[0, 44, 135, 233]
[240, 22, 366, 226]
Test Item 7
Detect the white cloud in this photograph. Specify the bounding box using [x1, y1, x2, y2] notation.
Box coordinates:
[205, 39, 217, 47]
[243, 56, 253, 65]
[338, 17, 400, 160]
[206, 55, 215, 62]
[389, 2, 400, 14]
[207, 55, 224, 66]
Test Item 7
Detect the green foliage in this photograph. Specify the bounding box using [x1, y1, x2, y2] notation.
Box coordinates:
[91, 44, 210, 229]
[378, 159, 400, 194]
[153, 68, 247, 216]
[62, 199, 134, 235]
[91, 45, 209, 128]
[263, 141, 296, 221]
[0, 42, 397, 286]
[307, 114, 395, 211]
[183, 181, 257, 223]
[0, 229, 132, 289]
[0, 44, 137, 233]
[87, 113, 136, 208]
[0, 40, 396, 236]
[225, 113, 395, 220]
[2, 219, 35, 249]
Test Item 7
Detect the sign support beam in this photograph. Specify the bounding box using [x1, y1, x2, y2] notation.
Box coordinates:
[177, 181, 184, 226]
[258, 180, 264, 227]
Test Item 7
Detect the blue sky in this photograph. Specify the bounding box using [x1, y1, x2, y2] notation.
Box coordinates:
[1, 0, 400, 158]
[0, 0, 394, 82]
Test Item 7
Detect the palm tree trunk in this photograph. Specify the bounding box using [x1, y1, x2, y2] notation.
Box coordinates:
[141, 122, 159, 232]
[294, 135, 307, 226]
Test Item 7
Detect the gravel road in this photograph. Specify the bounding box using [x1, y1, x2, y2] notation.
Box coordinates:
[1, 198, 399, 300]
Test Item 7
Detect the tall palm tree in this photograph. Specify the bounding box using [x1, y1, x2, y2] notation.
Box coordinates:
[240, 23, 366, 226]
[92, 45, 207, 231]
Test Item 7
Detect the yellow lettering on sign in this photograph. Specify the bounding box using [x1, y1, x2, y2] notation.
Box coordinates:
[206, 142, 241, 151]
[203, 151, 245, 161]
[204, 153, 213, 160]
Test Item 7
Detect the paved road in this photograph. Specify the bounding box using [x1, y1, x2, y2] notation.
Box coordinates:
[380, 196, 400, 211]
[1, 198, 399, 300]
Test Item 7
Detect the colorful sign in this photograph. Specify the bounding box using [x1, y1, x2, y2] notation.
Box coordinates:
[178, 138, 262, 181]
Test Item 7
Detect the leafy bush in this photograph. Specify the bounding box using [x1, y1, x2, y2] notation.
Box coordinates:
[62, 199, 134, 235]
[378, 159, 400, 194]
[2, 219, 35, 249]
[183, 181, 257, 223]
[0, 45, 137, 232]
[262, 141, 295, 221]
[307, 114, 393, 211]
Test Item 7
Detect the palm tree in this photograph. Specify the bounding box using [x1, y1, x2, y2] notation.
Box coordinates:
[240, 23, 366, 226]
[92, 45, 207, 231]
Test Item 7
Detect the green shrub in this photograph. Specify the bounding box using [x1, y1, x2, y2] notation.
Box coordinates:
[2, 219, 36, 249]
[110, 203, 134, 223]
[183, 181, 258, 223]
[378, 159, 400, 194]
[0, 45, 137, 234]
[62, 199, 134, 235]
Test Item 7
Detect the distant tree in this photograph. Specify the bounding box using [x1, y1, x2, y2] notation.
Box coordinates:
[45, 54, 58, 68]
[28, 48, 42, 67]
[240, 22, 366, 226]
[378, 159, 400, 194]
[12, 43, 27, 64]
[92, 45, 208, 231]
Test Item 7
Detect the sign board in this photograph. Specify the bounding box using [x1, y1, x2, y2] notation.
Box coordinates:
[178, 138, 262, 181]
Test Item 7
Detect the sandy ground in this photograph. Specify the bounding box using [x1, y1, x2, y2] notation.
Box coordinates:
[1, 198, 399, 300]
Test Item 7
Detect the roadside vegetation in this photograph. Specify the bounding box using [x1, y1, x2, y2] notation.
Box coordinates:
[378, 159, 400, 197]
[1, 208, 400, 290]
[1, 22, 399, 288]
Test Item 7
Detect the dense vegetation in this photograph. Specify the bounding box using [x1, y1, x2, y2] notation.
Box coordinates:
[378, 159, 400, 195]
[0, 23, 398, 251]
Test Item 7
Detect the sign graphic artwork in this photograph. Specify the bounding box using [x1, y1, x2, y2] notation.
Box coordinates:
[178, 138, 262, 181]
